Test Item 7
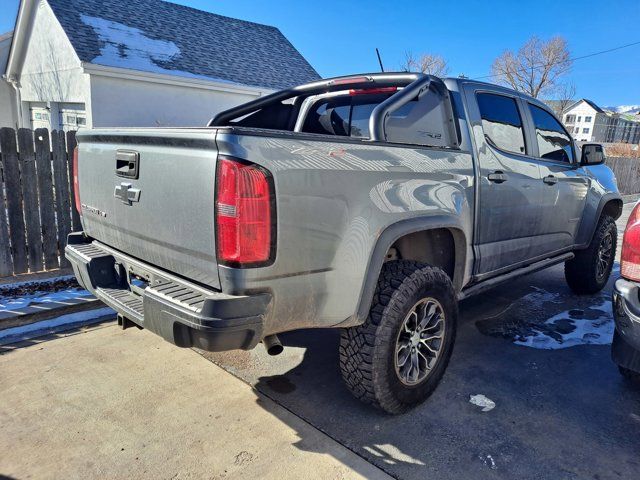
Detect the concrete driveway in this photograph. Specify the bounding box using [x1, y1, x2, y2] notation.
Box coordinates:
[0, 325, 390, 480]
[1, 203, 638, 479]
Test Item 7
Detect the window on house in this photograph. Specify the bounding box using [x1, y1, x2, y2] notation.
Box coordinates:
[565, 114, 576, 123]
[574, 127, 579, 134]
[58, 103, 87, 132]
[476, 92, 526, 154]
[583, 128, 590, 134]
[585, 116, 592, 122]
[528, 103, 574, 163]
[577, 116, 582, 122]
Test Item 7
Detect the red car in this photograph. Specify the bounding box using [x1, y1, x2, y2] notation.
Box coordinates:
[612, 201, 640, 379]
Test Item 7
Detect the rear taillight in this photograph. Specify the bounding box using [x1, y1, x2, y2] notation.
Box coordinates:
[621, 203, 640, 281]
[73, 146, 81, 215]
[215, 157, 273, 266]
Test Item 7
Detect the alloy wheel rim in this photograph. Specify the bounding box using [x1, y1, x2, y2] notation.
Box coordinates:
[394, 297, 446, 386]
[596, 232, 613, 281]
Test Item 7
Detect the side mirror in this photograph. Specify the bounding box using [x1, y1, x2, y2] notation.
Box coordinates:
[581, 143, 606, 166]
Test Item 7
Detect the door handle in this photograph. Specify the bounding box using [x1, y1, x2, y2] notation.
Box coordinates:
[116, 150, 140, 179]
[487, 171, 507, 183]
[543, 175, 558, 185]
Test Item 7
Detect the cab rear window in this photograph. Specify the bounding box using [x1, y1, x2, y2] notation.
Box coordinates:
[302, 94, 407, 138]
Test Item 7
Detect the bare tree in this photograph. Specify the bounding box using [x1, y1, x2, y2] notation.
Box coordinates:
[401, 51, 449, 77]
[555, 82, 577, 117]
[491, 36, 572, 98]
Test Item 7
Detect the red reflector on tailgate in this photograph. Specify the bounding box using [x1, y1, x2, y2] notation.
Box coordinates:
[215, 157, 273, 266]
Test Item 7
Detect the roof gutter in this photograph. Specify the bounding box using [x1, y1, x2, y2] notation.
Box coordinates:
[5, 0, 37, 79]
[81, 62, 272, 97]
[1, 75, 24, 128]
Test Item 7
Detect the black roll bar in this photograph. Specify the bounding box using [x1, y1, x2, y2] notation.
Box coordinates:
[208, 72, 458, 147]
[209, 72, 426, 127]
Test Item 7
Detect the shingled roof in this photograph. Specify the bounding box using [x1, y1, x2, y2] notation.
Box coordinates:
[46, 0, 320, 90]
[566, 98, 605, 114]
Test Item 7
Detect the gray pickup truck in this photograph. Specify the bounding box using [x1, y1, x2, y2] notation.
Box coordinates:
[66, 73, 621, 413]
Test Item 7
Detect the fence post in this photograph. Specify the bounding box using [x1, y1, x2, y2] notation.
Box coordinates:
[52, 130, 72, 268]
[0, 134, 12, 276]
[17, 128, 44, 272]
[0, 128, 28, 274]
[34, 128, 59, 270]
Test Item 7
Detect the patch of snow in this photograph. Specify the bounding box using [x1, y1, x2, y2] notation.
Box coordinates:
[80, 15, 238, 84]
[520, 286, 565, 305]
[605, 105, 640, 115]
[0, 307, 115, 345]
[363, 444, 426, 465]
[514, 296, 613, 350]
[469, 394, 496, 412]
[0, 288, 94, 312]
[479, 454, 497, 470]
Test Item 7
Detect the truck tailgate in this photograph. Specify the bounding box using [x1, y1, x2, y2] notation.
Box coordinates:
[76, 128, 221, 289]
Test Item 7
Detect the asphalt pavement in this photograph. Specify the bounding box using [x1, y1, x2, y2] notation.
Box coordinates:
[201, 201, 640, 479]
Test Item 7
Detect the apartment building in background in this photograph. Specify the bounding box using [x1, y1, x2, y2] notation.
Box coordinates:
[563, 99, 640, 144]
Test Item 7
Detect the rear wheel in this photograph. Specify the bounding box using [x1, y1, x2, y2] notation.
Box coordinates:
[565, 215, 617, 294]
[339, 260, 457, 414]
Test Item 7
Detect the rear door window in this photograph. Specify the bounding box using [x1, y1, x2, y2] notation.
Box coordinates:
[476, 92, 526, 155]
[528, 104, 575, 163]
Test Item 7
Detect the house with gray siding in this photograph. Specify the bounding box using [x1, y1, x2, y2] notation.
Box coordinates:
[3, 0, 320, 130]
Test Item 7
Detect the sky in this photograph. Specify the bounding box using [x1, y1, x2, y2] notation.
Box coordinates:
[1, 0, 639, 106]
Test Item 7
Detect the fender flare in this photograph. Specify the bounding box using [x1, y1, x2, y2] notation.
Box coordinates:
[585, 193, 623, 246]
[353, 215, 467, 324]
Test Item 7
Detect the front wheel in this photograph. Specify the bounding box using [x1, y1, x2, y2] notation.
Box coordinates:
[565, 215, 617, 294]
[339, 260, 457, 414]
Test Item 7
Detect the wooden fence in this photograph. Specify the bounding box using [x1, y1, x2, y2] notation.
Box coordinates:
[606, 157, 640, 196]
[0, 128, 79, 277]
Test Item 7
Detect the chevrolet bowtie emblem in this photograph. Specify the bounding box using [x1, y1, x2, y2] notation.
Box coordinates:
[114, 182, 141, 205]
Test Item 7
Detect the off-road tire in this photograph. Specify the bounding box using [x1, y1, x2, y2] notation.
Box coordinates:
[565, 215, 617, 294]
[339, 260, 457, 414]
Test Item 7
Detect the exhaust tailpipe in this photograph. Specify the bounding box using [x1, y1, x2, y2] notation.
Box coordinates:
[263, 334, 283, 356]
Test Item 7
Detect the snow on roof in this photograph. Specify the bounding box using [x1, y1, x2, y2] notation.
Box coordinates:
[47, 0, 320, 90]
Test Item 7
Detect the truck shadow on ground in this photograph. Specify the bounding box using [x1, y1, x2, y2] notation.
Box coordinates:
[208, 265, 640, 479]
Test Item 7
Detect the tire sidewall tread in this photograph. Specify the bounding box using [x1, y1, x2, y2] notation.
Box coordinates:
[340, 260, 457, 414]
[565, 215, 617, 295]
